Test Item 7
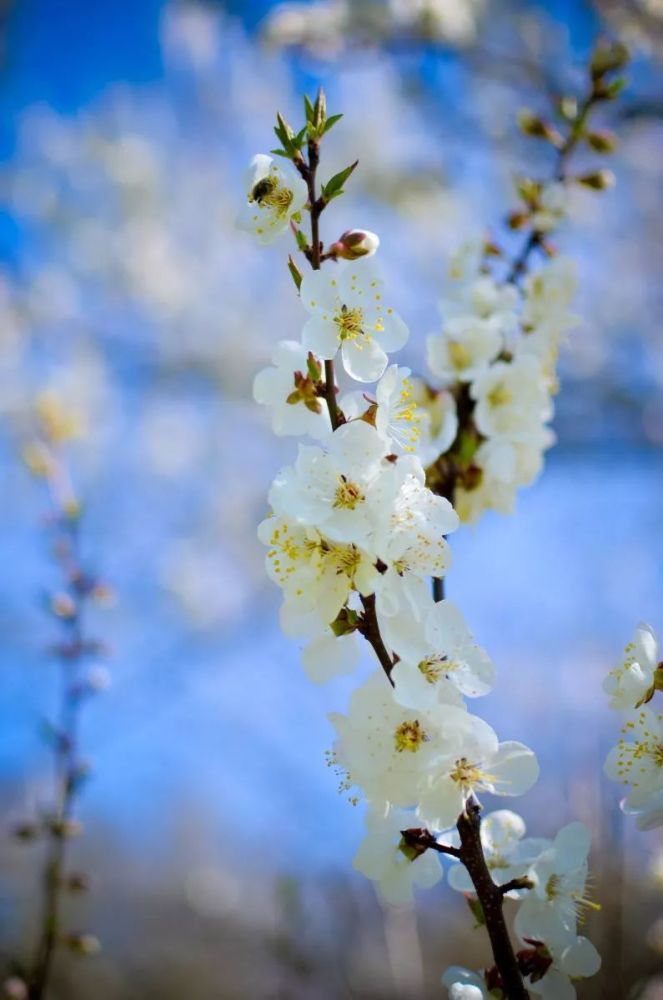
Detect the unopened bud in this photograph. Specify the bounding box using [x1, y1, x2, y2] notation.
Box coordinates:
[328, 229, 380, 260]
[65, 872, 90, 893]
[517, 110, 561, 145]
[13, 822, 39, 842]
[576, 169, 615, 191]
[586, 130, 617, 154]
[48, 817, 83, 839]
[507, 211, 528, 231]
[590, 40, 629, 80]
[64, 932, 101, 956]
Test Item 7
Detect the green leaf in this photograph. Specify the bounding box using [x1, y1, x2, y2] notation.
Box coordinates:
[322, 160, 359, 202]
[304, 94, 315, 124]
[270, 148, 290, 158]
[323, 113, 343, 134]
[274, 112, 297, 156]
[287, 255, 303, 291]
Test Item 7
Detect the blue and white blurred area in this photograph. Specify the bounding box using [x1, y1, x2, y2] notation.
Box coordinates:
[0, 2, 662, 997]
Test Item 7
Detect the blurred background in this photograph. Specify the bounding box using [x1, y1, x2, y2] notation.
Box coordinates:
[0, 1, 662, 997]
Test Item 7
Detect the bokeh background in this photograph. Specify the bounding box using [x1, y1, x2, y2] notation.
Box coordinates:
[0, 1, 662, 997]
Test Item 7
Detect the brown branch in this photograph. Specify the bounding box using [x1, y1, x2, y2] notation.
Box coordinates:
[401, 828, 461, 859]
[456, 800, 529, 999]
[358, 593, 396, 685]
[499, 877, 534, 897]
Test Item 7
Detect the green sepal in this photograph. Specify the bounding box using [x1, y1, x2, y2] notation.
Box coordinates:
[330, 607, 359, 637]
[466, 894, 485, 928]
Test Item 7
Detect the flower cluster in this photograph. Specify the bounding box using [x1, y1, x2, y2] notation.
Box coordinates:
[425, 244, 576, 523]
[421, 40, 628, 525]
[442, 817, 601, 999]
[603, 623, 663, 830]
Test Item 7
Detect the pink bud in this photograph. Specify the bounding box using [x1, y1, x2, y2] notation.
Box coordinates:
[329, 229, 380, 260]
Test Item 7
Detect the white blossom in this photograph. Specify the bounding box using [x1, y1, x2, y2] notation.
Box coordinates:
[604, 706, 663, 811]
[387, 598, 495, 704]
[470, 357, 551, 438]
[330, 671, 471, 807]
[353, 804, 442, 905]
[514, 822, 593, 950]
[418, 728, 539, 831]
[238, 153, 308, 244]
[258, 514, 378, 632]
[375, 365, 425, 454]
[603, 622, 659, 710]
[525, 936, 601, 1000]
[268, 420, 394, 546]
[373, 466, 459, 617]
[410, 381, 459, 465]
[299, 259, 409, 382]
[253, 340, 330, 438]
[427, 314, 502, 384]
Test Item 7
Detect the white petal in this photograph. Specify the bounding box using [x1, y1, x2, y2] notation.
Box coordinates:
[341, 337, 388, 383]
[301, 631, 360, 684]
[380, 311, 409, 353]
[300, 268, 342, 314]
[561, 936, 601, 978]
[301, 315, 340, 359]
[489, 742, 539, 797]
[552, 822, 591, 872]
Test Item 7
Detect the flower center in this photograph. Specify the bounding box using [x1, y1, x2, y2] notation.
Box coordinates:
[418, 657, 446, 684]
[333, 474, 365, 510]
[335, 304, 365, 342]
[250, 176, 293, 217]
[329, 543, 362, 580]
[448, 340, 472, 371]
[487, 382, 513, 408]
[394, 719, 428, 753]
[449, 756, 483, 787]
[394, 380, 421, 449]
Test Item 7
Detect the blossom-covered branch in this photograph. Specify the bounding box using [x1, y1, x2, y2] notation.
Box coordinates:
[241, 49, 627, 995]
